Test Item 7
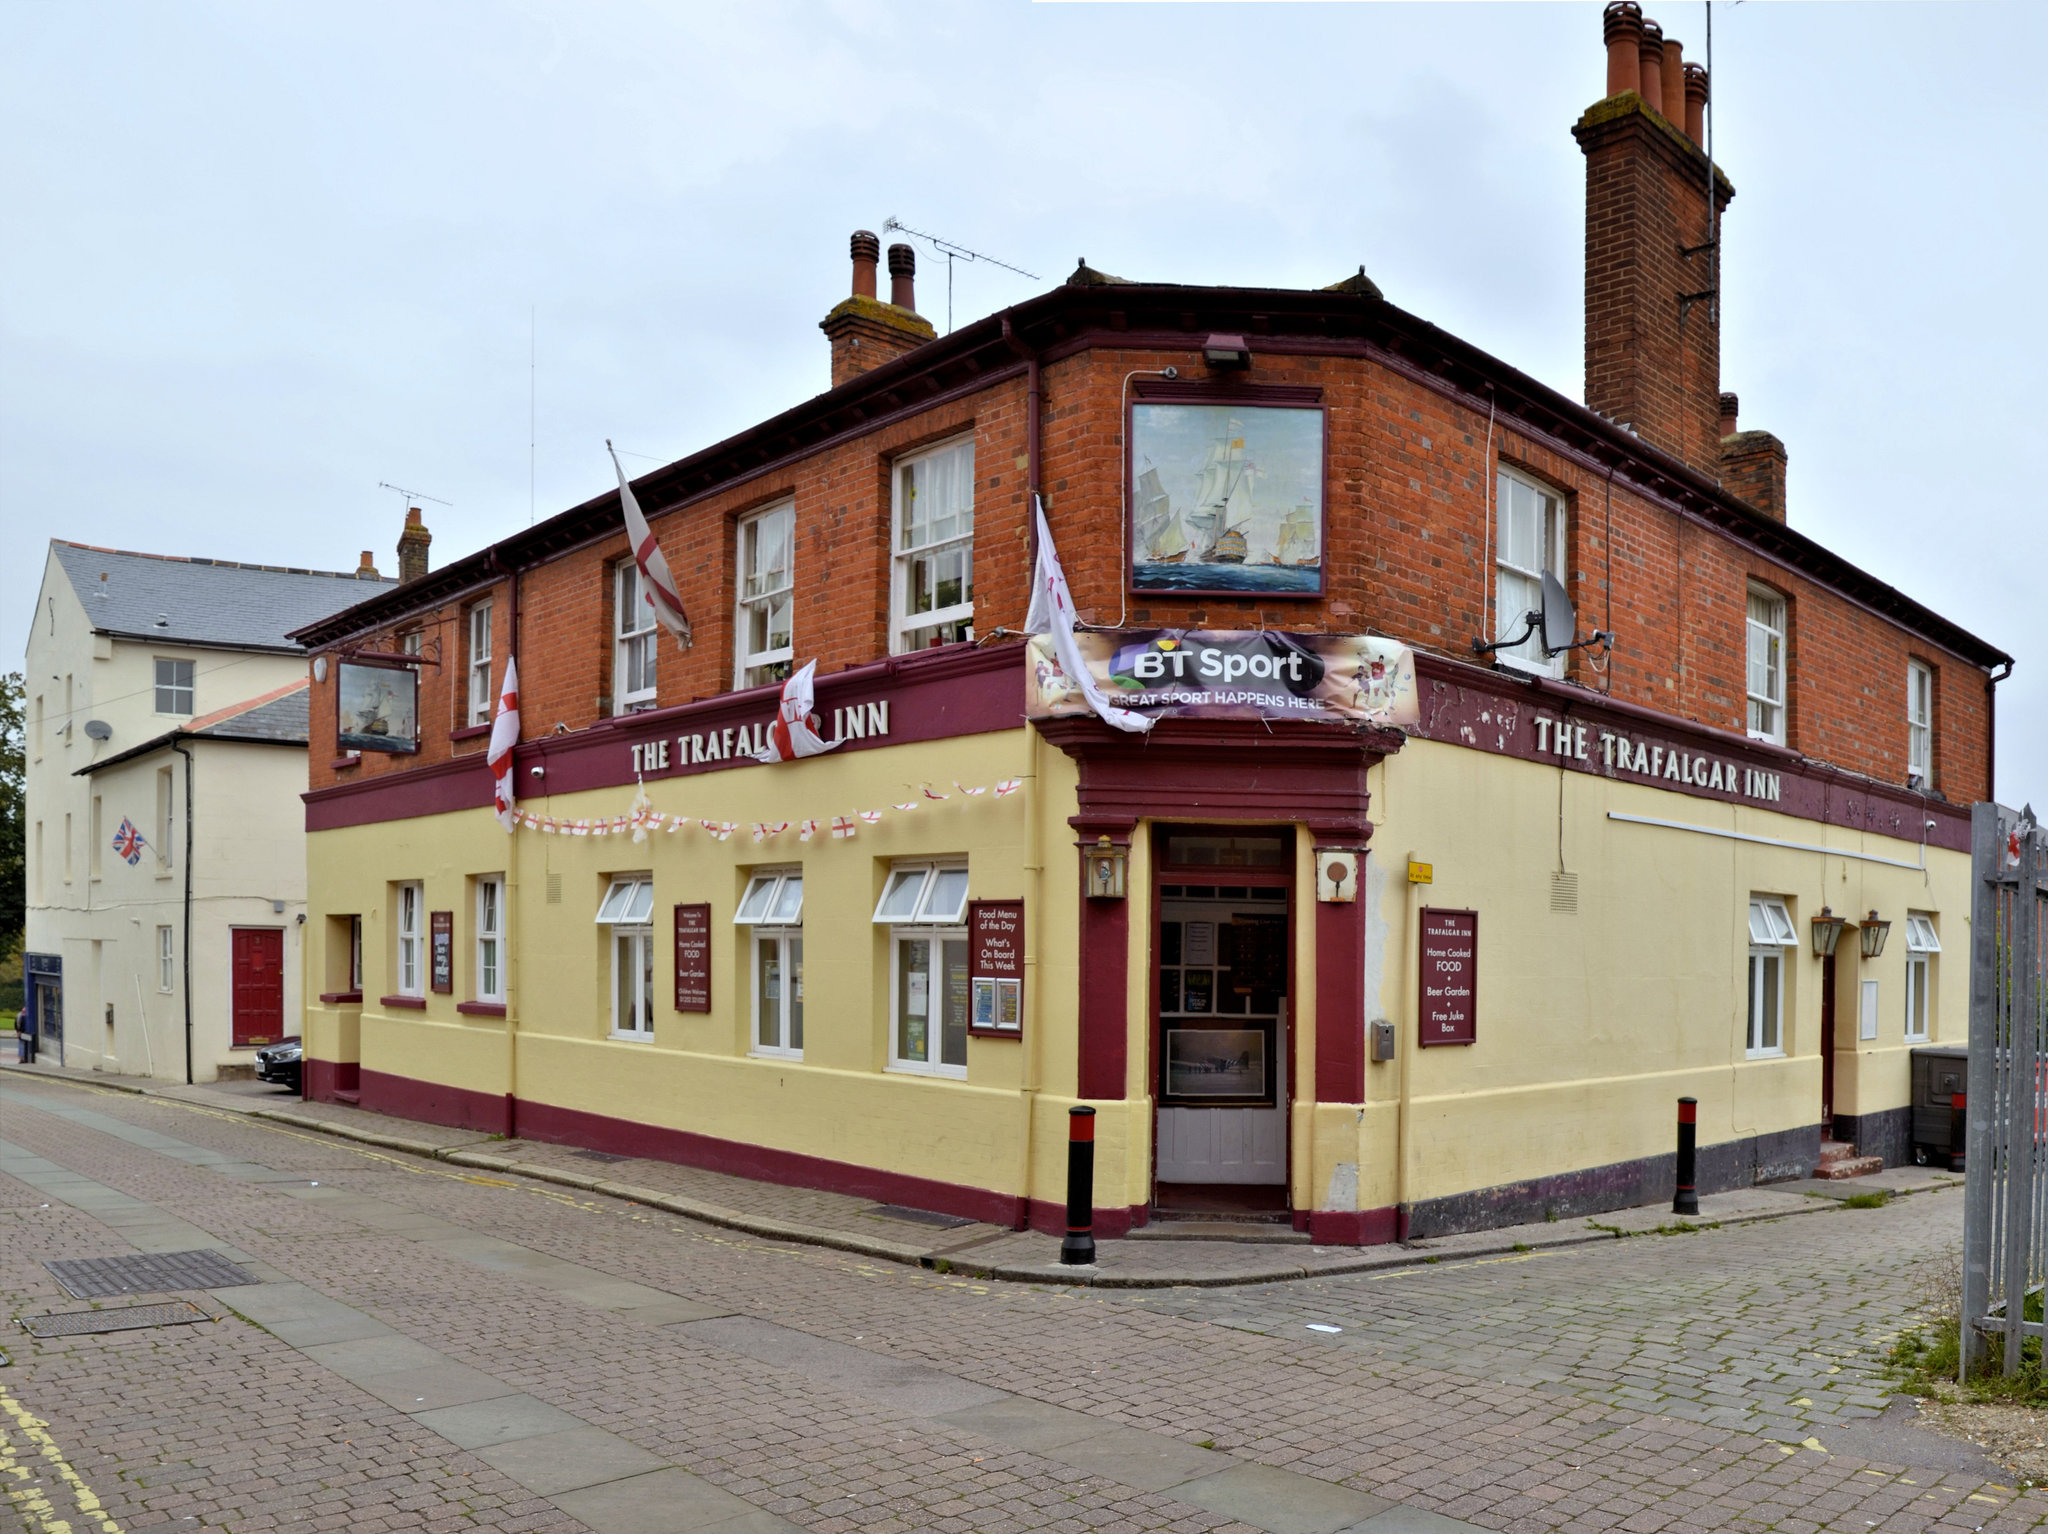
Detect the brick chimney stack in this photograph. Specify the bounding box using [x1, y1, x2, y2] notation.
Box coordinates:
[1717, 393, 1790, 523]
[820, 230, 937, 390]
[396, 507, 432, 584]
[355, 550, 381, 579]
[1575, 2, 1733, 475]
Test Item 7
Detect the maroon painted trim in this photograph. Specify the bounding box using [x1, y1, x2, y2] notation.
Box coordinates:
[317, 991, 363, 1005]
[1313, 867, 1367, 1104]
[307, 641, 1027, 832]
[1411, 651, 1973, 854]
[378, 994, 427, 1010]
[1075, 834, 1131, 1101]
[330, 755, 361, 771]
[1307, 1206, 1399, 1245]
[359, 1066, 510, 1136]
[449, 722, 491, 742]
[455, 1001, 507, 1017]
[1022, 1196, 1144, 1241]
[304, 1059, 360, 1099]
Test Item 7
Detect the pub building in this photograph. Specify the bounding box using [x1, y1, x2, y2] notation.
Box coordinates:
[292, 6, 2008, 1243]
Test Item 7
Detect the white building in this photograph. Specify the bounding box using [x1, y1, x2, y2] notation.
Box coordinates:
[22, 541, 392, 1081]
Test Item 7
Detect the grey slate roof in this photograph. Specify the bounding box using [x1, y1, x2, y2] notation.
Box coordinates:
[50, 541, 395, 654]
[193, 685, 310, 745]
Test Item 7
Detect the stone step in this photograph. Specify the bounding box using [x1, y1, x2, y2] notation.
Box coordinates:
[1812, 1154, 1885, 1180]
[1817, 1140, 1862, 1165]
[1129, 1220, 1312, 1244]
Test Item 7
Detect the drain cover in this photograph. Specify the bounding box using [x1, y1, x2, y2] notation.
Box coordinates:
[865, 1204, 976, 1230]
[572, 1149, 627, 1164]
[19, 1301, 211, 1338]
[45, 1250, 256, 1299]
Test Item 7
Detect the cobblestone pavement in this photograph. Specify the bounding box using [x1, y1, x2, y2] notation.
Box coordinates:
[0, 1072, 2039, 1534]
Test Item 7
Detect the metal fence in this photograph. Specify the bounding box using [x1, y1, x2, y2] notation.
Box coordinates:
[1963, 801, 2048, 1379]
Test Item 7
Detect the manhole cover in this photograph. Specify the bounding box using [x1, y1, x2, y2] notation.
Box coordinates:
[865, 1204, 976, 1230]
[572, 1149, 627, 1164]
[45, 1250, 257, 1299]
[19, 1301, 212, 1338]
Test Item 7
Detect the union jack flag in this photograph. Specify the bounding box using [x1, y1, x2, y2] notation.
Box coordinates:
[112, 818, 147, 866]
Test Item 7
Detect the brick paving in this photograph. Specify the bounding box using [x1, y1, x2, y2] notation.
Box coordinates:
[0, 1070, 2037, 1532]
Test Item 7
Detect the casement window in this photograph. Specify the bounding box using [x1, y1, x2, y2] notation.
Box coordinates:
[90, 795, 103, 879]
[1746, 585, 1788, 745]
[399, 629, 423, 657]
[596, 876, 656, 1038]
[154, 657, 195, 716]
[1746, 896, 1797, 1058]
[350, 915, 364, 992]
[615, 564, 659, 711]
[466, 602, 494, 726]
[1905, 913, 1941, 1041]
[736, 503, 795, 690]
[736, 868, 804, 1057]
[395, 882, 424, 997]
[475, 876, 505, 1003]
[155, 766, 173, 872]
[157, 925, 174, 992]
[892, 437, 975, 653]
[874, 861, 972, 1076]
[1494, 467, 1567, 676]
[1907, 660, 1934, 789]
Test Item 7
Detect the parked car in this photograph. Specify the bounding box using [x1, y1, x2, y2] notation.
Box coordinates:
[254, 1037, 302, 1092]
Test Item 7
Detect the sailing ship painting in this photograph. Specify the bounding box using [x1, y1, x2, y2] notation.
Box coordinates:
[1130, 403, 1324, 594]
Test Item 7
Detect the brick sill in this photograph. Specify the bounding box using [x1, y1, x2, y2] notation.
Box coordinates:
[449, 723, 492, 742]
[456, 1001, 507, 1017]
[317, 991, 363, 1005]
[378, 994, 427, 1010]
[331, 754, 362, 770]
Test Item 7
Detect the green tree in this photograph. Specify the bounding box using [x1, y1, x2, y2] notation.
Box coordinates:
[0, 671, 22, 962]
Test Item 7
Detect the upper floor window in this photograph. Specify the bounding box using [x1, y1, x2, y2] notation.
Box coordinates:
[1746, 585, 1787, 745]
[1907, 660, 1934, 788]
[615, 563, 658, 711]
[893, 437, 974, 653]
[154, 657, 195, 716]
[466, 602, 494, 726]
[399, 629, 423, 657]
[736, 503, 795, 690]
[1494, 468, 1565, 676]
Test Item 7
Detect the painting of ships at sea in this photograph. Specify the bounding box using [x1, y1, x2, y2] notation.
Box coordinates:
[1128, 400, 1325, 596]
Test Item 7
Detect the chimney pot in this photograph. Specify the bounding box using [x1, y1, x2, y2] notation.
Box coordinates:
[1718, 392, 1739, 437]
[1683, 63, 1710, 143]
[849, 230, 879, 300]
[1603, 1, 1644, 97]
[887, 242, 917, 311]
[1637, 20, 1665, 116]
[1660, 37, 1686, 126]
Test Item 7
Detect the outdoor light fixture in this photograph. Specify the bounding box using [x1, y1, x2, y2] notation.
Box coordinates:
[1810, 907, 1846, 958]
[1084, 835, 1128, 900]
[1202, 333, 1250, 369]
[1860, 910, 1892, 959]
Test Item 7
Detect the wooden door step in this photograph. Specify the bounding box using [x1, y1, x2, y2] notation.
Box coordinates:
[1131, 1219, 1312, 1244]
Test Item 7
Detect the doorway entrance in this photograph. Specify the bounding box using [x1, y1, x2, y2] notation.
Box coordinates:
[1821, 953, 1837, 1137]
[1151, 826, 1293, 1211]
[231, 928, 285, 1049]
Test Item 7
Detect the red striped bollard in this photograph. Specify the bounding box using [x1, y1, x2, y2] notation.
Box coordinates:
[1673, 1096, 1699, 1216]
[1060, 1106, 1097, 1266]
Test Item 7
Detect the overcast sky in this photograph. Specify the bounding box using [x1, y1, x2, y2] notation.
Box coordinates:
[5, 2, 2042, 805]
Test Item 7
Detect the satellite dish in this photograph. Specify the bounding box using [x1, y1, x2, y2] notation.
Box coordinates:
[84, 720, 112, 741]
[1539, 571, 1576, 656]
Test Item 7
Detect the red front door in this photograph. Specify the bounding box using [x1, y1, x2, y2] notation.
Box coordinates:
[1820, 953, 1837, 1136]
[232, 928, 285, 1048]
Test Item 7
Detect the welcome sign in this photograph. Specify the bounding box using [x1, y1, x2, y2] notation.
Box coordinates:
[1026, 630, 1418, 727]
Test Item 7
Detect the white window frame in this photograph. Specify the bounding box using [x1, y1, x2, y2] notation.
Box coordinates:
[1746, 585, 1788, 745]
[155, 765, 174, 873]
[1904, 914, 1940, 1042]
[157, 925, 174, 992]
[596, 876, 656, 1038]
[891, 436, 976, 654]
[614, 564, 659, 711]
[475, 875, 505, 1004]
[154, 656, 195, 716]
[396, 882, 423, 997]
[875, 861, 971, 1078]
[1907, 659, 1933, 789]
[737, 869, 804, 1057]
[735, 502, 796, 691]
[1494, 467, 1567, 678]
[1745, 896, 1796, 1058]
[466, 602, 494, 726]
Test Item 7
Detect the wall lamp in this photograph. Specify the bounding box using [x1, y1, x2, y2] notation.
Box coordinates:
[1084, 835, 1128, 900]
[1810, 907, 1845, 958]
[1202, 333, 1250, 370]
[1860, 911, 1892, 959]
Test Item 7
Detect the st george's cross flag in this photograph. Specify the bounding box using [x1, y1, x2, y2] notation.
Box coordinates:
[1025, 496, 1151, 734]
[487, 657, 521, 832]
[755, 659, 839, 763]
[607, 441, 692, 649]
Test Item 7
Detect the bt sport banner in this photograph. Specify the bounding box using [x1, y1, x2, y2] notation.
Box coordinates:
[1026, 630, 1418, 728]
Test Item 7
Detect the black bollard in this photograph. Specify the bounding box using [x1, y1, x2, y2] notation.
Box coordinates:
[1060, 1106, 1097, 1265]
[1673, 1096, 1699, 1216]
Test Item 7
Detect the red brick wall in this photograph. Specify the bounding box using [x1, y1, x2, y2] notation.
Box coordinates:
[307, 342, 1990, 806]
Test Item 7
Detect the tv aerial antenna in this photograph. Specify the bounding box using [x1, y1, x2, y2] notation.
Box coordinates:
[881, 218, 1040, 334]
[377, 482, 453, 511]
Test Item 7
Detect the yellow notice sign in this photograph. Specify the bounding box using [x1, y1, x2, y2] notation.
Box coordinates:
[1407, 861, 1433, 884]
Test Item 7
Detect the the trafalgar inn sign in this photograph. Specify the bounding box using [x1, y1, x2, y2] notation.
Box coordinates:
[1528, 710, 1784, 804]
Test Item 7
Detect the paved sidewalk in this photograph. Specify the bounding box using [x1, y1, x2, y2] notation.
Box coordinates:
[0, 1058, 1965, 1289]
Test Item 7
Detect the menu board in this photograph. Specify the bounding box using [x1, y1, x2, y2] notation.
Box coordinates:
[968, 900, 1024, 1037]
[673, 904, 711, 1013]
[430, 911, 453, 994]
[1419, 907, 1477, 1047]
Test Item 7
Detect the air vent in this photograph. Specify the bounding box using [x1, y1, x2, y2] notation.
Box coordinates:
[1550, 871, 1579, 914]
[546, 873, 563, 905]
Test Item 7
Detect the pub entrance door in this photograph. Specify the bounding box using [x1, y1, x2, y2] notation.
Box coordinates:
[1151, 826, 1293, 1210]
